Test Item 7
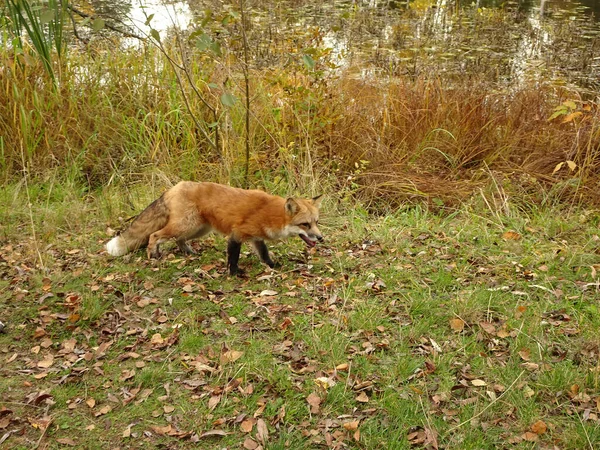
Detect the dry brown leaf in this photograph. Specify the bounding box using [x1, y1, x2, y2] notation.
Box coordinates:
[306, 392, 321, 414]
[56, 437, 76, 446]
[163, 405, 175, 414]
[336, 363, 349, 371]
[86, 398, 96, 408]
[479, 322, 496, 335]
[355, 392, 369, 403]
[502, 231, 522, 241]
[471, 379, 487, 387]
[120, 369, 136, 381]
[199, 430, 228, 438]
[522, 431, 539, 442]
[37, 354, 54, 368]
[259, 290, 278, 296]
[518, 348, 531, 361]
[243, 437, 259, 450]
[94, 405, 112, 417]
[150, 333, 164, 345]
[241, 419, 254, 433]
[530, 420, 547, 435]
[256, 418, 269, 444]
[449, 318, 465, 332]
[343, 420, 360, 431]
[151, 424, 172, 435]
[220, 350, 243, 366]
[208, 395, 221, 411]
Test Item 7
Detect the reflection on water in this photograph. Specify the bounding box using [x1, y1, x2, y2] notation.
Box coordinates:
[84, 0, 600, 90]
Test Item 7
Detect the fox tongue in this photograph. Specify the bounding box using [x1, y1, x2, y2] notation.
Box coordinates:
[300, 235, 316, 248]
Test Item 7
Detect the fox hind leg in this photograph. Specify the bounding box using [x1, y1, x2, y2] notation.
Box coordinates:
[252, 240, 275, 268]
[176, 224, 211, 255]
[176, 240, 196, 255]
[147, 227, 172, 258]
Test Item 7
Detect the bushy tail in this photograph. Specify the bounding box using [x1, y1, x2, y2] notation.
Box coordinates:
[105, 195, 169, 256]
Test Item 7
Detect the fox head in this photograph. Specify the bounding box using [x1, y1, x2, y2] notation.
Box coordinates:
[284, 195, 323, 247]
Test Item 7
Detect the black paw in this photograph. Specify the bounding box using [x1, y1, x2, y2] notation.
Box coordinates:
[229, 266, 246, 277]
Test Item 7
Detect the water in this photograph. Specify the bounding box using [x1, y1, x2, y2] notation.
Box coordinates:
[84, 0, 600, 91]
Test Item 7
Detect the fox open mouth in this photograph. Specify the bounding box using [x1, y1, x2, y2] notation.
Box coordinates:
[300, 234, 317, 248]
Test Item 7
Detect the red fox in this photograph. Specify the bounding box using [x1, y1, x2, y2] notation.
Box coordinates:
[105, 181, 323, 275]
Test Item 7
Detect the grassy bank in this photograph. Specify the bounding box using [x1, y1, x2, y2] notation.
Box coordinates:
[1, 184, 600, 449]
[2, 35, 600, 208]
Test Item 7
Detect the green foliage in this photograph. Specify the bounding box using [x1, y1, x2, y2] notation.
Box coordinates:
[5, 0, 67, 81]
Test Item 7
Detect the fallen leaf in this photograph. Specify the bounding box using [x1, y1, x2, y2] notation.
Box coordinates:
[163, 405, 175, 414]
[518, 348, 531, 361]
[120, 369, 136, 381]
[471, 379, 487, 387]
[220, 350, 243, 366]
[343, 420, 360, 431]
[94, 405, 112, 417]
[56, 437, 76, 446]
[243, 437, 259, 449]
[208, 395, 221, 411]
[479, 322, 496, 335]
[150, 333, 164, 345]
[256, 418, 269, 444]
[199, 429, 228, 438]
[355, 392, 369, 403]
[86, 398, 95, 408]
[522, 431, 538, 442]
[530, 420, 547, 435]
[449, 318, 465, 332]
[307, 392, 321, 414]
[502, 231, 522, 240]
[37, 354, 54, 368]
[241, 419, 254, 433]
[259, 290, 278, 296]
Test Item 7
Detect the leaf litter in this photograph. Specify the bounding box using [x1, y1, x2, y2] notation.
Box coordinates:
[1, 215, 600, 448]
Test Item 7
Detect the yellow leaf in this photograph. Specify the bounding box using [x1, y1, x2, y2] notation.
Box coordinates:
[566, 160, 577, 171]
[562, 112, 582, 123]
[552, 161, 564, 175]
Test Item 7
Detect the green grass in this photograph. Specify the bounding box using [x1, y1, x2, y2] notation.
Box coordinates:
[1, 182, 599, 449]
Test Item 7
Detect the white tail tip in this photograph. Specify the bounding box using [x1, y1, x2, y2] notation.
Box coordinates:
[105, 236, 128, 256]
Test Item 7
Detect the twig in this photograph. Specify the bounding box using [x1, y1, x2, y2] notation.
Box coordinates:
[67, 5, 143, 40]
[19, 146, 45, 271]
[446, 370, 525, 434]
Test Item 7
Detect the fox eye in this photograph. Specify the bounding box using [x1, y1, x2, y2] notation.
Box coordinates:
[300, 222, 310, 228]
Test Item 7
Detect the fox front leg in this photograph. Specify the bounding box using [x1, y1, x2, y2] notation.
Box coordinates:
[252, 240, 275, 268]
[227, 237, 243, 276]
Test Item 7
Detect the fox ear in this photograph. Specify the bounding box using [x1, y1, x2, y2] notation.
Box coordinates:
[311, 195, 323, 207]
[285, 198, 300, 216]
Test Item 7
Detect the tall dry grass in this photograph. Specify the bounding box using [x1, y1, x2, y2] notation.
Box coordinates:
[1, 38, 599, 210]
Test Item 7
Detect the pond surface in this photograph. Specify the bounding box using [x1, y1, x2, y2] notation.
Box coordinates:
[87, 0, 600, 91]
